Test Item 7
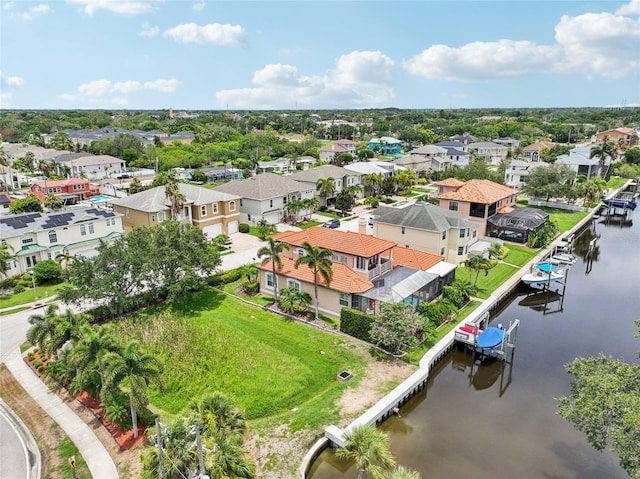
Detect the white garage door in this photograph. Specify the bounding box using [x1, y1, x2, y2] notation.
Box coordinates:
[76, 248, 99, 259]
[228, 221, 239, 234]
[203, 224, 223, 239]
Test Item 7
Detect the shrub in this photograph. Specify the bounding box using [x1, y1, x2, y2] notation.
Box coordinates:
[21, 273, 32, 283]
[208, 268, 243, 286]
[340, 308, 374, 342]
[242, 280, 260, 295]
[442, 285, 465, 309]
[33, 259, 63, 284]
[13, 284, 26, 294]
[239, 223, 250, 233]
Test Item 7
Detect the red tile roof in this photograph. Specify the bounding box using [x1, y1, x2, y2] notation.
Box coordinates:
[436, 178, 465, 187]
[32, 178, 90, 188]
[437, 179, 517, 204]
[392, 247, 443, 270]
[272, 227, 397, 257]
[257, 257, 373, 293]
[523, 141, 553, 151]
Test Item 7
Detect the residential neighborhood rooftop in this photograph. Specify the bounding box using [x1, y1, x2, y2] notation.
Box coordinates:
[213, 173, 312, 199]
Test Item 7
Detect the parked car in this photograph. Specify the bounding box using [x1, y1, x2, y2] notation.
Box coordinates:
[322, 219, 341, 229]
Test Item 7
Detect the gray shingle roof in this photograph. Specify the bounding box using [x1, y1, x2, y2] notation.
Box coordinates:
[110, 183, 239, 212]
[373, 201, 476, 232]
[212, 173, 312, 200]
[289, 165, 354, 183]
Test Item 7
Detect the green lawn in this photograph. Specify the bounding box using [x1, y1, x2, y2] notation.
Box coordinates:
[0, 282, 67, 309]
[502, 244, 540, 267]
[299, 221, 323, 230]
[456, 263, 520, 299]
[113, 289, 367, 431]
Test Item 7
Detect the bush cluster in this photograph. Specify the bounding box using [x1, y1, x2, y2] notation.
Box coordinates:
[340, 308, 374, 342]
[207, 268, 243, 286]
[238, 223, 250, 233]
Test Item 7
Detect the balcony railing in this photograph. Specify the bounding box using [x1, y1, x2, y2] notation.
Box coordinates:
[368, 259, 392, 279]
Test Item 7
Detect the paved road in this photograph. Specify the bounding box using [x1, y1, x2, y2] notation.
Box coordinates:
[0, 402, 29, 479]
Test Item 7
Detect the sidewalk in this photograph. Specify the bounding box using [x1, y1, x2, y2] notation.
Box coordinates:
[4, 346, 119, 479]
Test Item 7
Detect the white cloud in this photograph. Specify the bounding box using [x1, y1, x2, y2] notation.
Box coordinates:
[192, 0, 205, 11]
[3, 2, 15, 10]
[216, 51, 395, 109]
[0, 71, 25, 108]
[139, 21, 160, 38]
[403, 40, 561, 81]
[163, 22, 246, 46]
[9, 3, 52, 20]
[68, 0, 158, 15]
[404, 3, 640, 82]
[1, 71, 25, 87]
[555, 12, 640, 78]
[74, 77, 179, 97]
[616, 0, 640, 15]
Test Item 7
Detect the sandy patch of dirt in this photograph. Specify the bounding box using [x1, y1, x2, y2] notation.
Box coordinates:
[245, 352, 416, 479]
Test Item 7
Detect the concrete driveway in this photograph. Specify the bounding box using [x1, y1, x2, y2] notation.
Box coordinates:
[221, 233, 267, 271]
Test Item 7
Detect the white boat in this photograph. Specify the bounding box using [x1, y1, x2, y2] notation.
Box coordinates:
[521, 265, 569, 285]
[550, 252, 578, 265]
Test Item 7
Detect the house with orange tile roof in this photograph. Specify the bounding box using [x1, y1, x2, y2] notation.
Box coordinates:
[256, 227, 456, 318]
[523, 141, 554, 162]
[29, 178, 98, 203]
[435, 179, 518, 236]
[594, 128, 637, 147]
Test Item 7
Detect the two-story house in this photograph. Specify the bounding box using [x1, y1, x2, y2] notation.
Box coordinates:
[523, 141, 553, 162]
[594, 128, 637, 147]
[213, 172, 314, 226]
[369, 137, 403, 155]
[465, 142, 508, 165]
[110, 183, 241, 237]
[1, 207, 124, 275]
[256, 228, 456, 319]
[67, 155, 126, 180]
[504, 159, 542, 189]
[371, 202, 479, 265]
[394, 145, 451, 173]
[556, 145, 608, 180]
[289, 165, 362, 207]
[319, 139, 357, 163]
[434, 141, 471, 167]
[30, 178, 98, 203]
[435, 178, 518, 236]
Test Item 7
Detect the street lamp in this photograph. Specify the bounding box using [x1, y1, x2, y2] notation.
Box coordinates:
[32, 273, 37, 300]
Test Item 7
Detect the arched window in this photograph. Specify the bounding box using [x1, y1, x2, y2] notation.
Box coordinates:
[49, 230, 58, 243]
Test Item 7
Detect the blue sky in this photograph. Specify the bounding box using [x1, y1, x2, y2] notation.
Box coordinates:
[1, 0, 639, 110]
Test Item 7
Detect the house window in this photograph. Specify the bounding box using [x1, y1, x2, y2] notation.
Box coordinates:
[449, 201, 458, 211]
[49, 230, 58, 243]
[270, 199, 273, 208]
[297, 248, 305, 257]
[473, 230, 477, 238]
[287, 279, 300, 291]
[158, 211, 166, 222]
[106, 217, 116, 226]
[459, 229, 465, 238]
[151, 215, 155, 222]
[401, 227, 405, 235]
[355, 257, 366, 269]
[441, 231, 446, 240]
[441, 248, 445, 255]
[80, 224, 87, 236]
[201, 205, 207, 216]
[25, 255, 37, 268]
[88, 223, 94, 234]
[266, 273, 274, 288]
[229, 201, 236, 211]
[213, 203, 218, 213]
[339, 293, 349, 307]
[458, 246, 464, 255]
[21, 237, 34, 245]
[340, 255, 347, 264]
[248, 214, 251, 221]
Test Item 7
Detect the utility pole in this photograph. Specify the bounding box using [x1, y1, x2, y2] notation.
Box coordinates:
[194, 424, 206, 478]
[155, 418, 165, 479]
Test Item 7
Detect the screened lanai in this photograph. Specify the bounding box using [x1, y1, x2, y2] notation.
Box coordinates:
[486, 207, 549, 244]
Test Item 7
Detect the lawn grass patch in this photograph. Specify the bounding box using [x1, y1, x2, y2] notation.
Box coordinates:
[0, 305, 31, 316]
[456, 263, 519, 299]
[113, 289, 367, 428]
[502, 244, 540, 267]
[0, 282, 67, 309]
[299, 221, 322, 230]
[220, 279, 275, 307]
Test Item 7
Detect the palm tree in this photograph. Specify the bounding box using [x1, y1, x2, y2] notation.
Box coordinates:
[257, 237, 290, 303]
[380, 466, 422, 479]
[316, 177, 336, 208]
[104, 341, 163, 438]
[301, 197, 319, 221]
[294, 241, 333, 320]
[27, 304, 60, 355]
[205, 434, 255, 479]
[68, 324, 121, 390]
[154, 171, 186, 219]
[363, 173, 383, 197]
[278, 286, 312, 315]
[189, 391, 246, 436]
[284, 199, 304, 224]
[0, 243, 14, 278]
[590, 137, 615, 179]
[335, 424, 395, 479]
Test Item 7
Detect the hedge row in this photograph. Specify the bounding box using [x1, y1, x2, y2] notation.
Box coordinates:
[340, 308, 374, 342]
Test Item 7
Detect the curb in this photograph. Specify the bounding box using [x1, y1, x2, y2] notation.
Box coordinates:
[0, 398, 41, 479]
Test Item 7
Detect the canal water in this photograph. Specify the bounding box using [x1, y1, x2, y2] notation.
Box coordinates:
[309, 210, 639, 479]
